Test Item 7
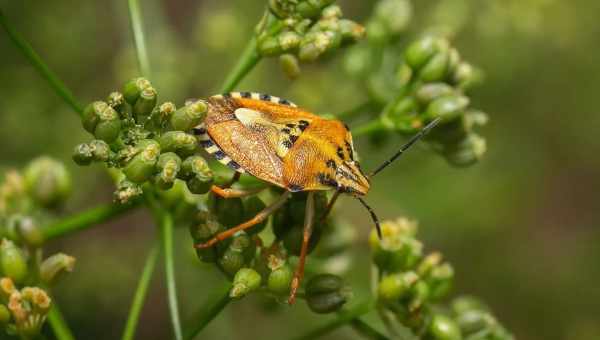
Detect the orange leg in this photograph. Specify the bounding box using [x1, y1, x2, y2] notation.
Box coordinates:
[210, 185, 266, 198]
[288, 192, 316, 305]
[195, 191, 291, 249]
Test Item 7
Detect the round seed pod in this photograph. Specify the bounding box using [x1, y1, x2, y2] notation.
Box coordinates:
[242, 196, 267, 235]
[94, 104, 121, 143]
[89, 139, 111, 162]
[230, 268, 262, 299]
[180, 156, 214, 194]
[377, 271, 418, 304]
[133, 86, 157, 123]
[170, 100, 207, 132]
[72, 143, 94, 166]
[426, 314, 462, 340]
[0, 239, 28, 284]
[267, 264, 293, 296]
[405, 36, 439, 70]
[159, 131, 197, 156]
[419, 51, 450, 82]
[24, 157, 72, 208]
[424, 95, 469, 123]
[305, 274, 348, 314]
[122, 140, 160, 183]
[123, 77, 152, 106]
[154, 152, 182, 190]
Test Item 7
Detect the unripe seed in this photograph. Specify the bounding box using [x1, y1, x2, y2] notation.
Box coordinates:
[40, 253, 76, 285]
[425, 95, 469, 123]
[377, 271, 418, 303]
[230, 268, 262, 299]
[267, 264, 293, 295]
[0, 239, 28, 284]
[242, 196, 267, 235]
[155, 152, 182, 190]
[169, 100, 207, 132]
[89, 139, 111, 162]
[426, 314, 462, 340]
[305, 274, 349, 314]
[419, 51, 450, 82]
[280, 54, 301, 79]
[133, 87, 157, 123]
[122, 140, 160, 183]
[405, 36, 439, 70]
[24, 157, 72, 208]
[72, 143, 94, 166]
[158, 131, 197, 156]
[123, 77, 151, 106]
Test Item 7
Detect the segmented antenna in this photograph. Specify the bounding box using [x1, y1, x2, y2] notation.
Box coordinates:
[357, 197, 381, 239]
[369, 117, 441, 178]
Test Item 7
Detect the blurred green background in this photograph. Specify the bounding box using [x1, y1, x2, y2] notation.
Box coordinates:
[1, 0, 599, 339]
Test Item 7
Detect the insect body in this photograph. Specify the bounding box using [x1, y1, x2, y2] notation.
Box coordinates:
[193, 92, 439, 304]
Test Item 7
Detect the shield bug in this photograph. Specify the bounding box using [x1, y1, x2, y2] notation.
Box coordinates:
[193, 92, 440, 304]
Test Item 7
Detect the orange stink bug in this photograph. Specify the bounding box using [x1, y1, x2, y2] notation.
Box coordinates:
[193, 92, 440, 304]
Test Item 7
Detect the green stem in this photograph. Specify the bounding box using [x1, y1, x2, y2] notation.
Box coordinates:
[290, 300, 375, 340]
[350, 318, 390, 340]
[219, 37, 261, 93]
[0, 9, 83, 115]
[159, 212, 183, 340]
[121, 244, 159, 340]
[182, 284, 232, 340]
[353, 120, 384, 137]
[127, 0, 151, 76]
[47, 304, 76, 340]
[42, 202, 139, 241]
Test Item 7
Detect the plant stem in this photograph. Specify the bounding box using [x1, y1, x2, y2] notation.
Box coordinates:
[0, 9, 84, 115]
[182, 284, 232, 340]
[353, 120, 384, 137]
[219, 37, 261, 93]
[160, 212, 183, 340]
[290, 300, 375, 340]
[127, 0, 151, 76]
[47, 304, 76, 340]
[121, 244, 159, 340]
[350, 318, 390, 340]
[42, 202, 138, 241]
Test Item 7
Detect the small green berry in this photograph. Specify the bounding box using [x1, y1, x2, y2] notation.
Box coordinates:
[24, 157, 72, 208]
[427, 314, 462, 340]
[230, 268, 262, 299]
[0, 239, 28, 284]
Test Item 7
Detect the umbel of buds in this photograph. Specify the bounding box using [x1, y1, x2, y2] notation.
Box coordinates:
[74, 78, 213, 203]
[258, 0, 365, 78]
[0, 277, 51, 339]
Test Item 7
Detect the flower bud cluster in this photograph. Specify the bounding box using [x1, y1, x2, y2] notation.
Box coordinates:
[74, 78, 213, 203]
[370, 218, 512, 338]
[259, 0, 365, 78]
[0, 277, 51, 339]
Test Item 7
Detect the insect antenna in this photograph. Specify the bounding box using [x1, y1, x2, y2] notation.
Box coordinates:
[356, 197, 382, 239]
[369, 117, 441, 178]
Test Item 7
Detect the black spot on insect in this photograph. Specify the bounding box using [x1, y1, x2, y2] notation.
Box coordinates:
[326, 159, 337, 169]
[281, 128, 291, 134]
[289, 135, 298, 143]
[193, 127, 206, 135]
[199, 140, 214, 148]
[299, 120, 309, 127]
[214, 151, 226, 160]
[282, 140, 293, 149]
[288, 184, 304, 192]
[318, 173, 338, 187]
[279, 98, 291, 105]
[339, 186, 359, 195]
[298, 124, 308, 131]
[343, 123, 350, 131]
[260, 93, 271, 101]
[227, 161, 241, 170]
[286, 123, 295, 128]
[240, 92, 251, 98]
[223, 93, 231, 98]
[336, 147, 345, 159]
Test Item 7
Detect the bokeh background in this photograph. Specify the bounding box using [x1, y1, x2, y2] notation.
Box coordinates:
[1, 0, 599, 339]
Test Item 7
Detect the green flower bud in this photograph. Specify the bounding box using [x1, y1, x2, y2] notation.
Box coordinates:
[268, 0, 294, 18]
[13, 216, 43, 248]
[190, 212, 225, 263]
[296, 0, 335, 19]
[427, 263, 454, 300]
[380, 97, 420, 133]
[377, 271, 418, 303]
[417, 252, 442, 277]
[453, 62, 481, 91]
[442, 133, 486, 167]
[408, 280, 430, 311]
[89, 102, 121, 143]
[280, 54, 301, 79]
[107, 91, 125, 109]
[370, 218, 422, 271]
[451, 296, 489, 315]
[114, 179, 143, 204]
[419, 51, 450, 82]
[208, 195, 244, 227]
[123, 77, 152, 106]
[305, 274, 349, 314]
[0, 239, 28, 284]
[230, 268, 262, 299]
[279, 31, 302, 51]
[267, 264, 293, 296]
[169, 100, 206, 132]
[155, 152, 181, 190]
[373, 0, 412, 37]
[133, 86, 157, 123]
[299, 31, 336, 62]
[158, 131, 197, 156]
[180, 156, 213, 195]
[405, 36, 439, 70]
[427, 314, 462, 340]
[416, 83, 455, 105]
[456, 310, 496, 336]
[321, 4, 342, 19]
[425, 95, 469, 123]
[89, 139, 111, 162]
[40, 253, 75, 285]
[123, 140, 160, 183]
[258, 37, 283, 56]
[242, 196, 267, 235]
[0, 304, 9, 325]
[24, 157, 71, 208]
[219, 248, 247, 278]
[72, 143, 94, 166]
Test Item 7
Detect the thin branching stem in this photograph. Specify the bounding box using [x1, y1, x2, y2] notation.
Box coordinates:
[219, 37, 261, 93]
[290, 300, 375, 340]
[182, 284, 232, 340]
[121, 244, 159, 340]
[47, 304, 76, 340]
[350, 318, 390, 340]
[0, 9, 84, 115]
[159, 212, 183, 340]
[127, 0, 151, 77]
[42, 202, 139, 241]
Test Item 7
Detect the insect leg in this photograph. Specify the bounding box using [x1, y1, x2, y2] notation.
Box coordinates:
[288, 192, 315, 305]
[195, 191, 291, 249]
[210, 185, 266, 198]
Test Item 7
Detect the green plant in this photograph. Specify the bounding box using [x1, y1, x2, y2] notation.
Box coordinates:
[0, 0, 512, 339]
